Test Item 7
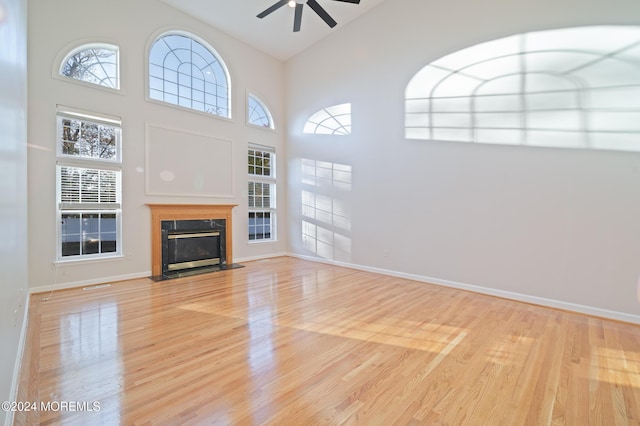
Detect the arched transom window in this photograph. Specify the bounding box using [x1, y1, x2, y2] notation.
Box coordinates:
[248, 93, 274, 129]
[405, 26, 640, 152]
[59, 44, 119, 89]
[149, 32, 230, 118]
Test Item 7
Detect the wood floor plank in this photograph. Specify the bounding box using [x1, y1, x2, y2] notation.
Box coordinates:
[15, 256, 640, 425]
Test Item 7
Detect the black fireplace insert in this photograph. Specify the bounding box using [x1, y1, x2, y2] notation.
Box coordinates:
[160, 219, 227, 278]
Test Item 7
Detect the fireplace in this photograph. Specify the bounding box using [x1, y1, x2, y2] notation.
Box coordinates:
[162, 219, 225, 276]
[147, 204, 239, 279]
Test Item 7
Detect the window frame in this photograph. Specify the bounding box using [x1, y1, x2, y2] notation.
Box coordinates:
[248, 144, 276, 243]
[55, 42, 122, 93]
[55, 107, 123, 262]
[247, 92, 275, 130]
[147, 30, 232, 120]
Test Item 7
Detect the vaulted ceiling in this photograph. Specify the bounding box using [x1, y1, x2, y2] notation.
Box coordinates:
[159, 0, 387, 60]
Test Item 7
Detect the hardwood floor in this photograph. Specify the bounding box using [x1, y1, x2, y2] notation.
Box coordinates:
[15, 256, 640, 425]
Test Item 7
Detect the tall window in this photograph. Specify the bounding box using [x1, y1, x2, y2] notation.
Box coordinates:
[149, 32, 231, 118]
[56, 107, 122, 260]
[405, 25, 640, 152]
[59, 44, 119, 89]
[248, 145, 276, 242]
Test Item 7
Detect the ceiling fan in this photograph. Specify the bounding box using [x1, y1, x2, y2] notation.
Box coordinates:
[257, 0, 361, 33]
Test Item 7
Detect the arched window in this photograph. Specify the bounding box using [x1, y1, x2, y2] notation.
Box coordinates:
[248, 93, 274, 129]
[148, 32, 231, 118]
[304, 103, 351, 135]
[59, 44, 119, 89]
[405, 26, 640, 152]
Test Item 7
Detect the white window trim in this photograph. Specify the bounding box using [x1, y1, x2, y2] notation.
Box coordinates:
[247, 91, 276, 131]
[52, 40, 125, 95]
[55, 107, 123, 261]
[248, 143, 277, 243]
[145, 29, 233, 121]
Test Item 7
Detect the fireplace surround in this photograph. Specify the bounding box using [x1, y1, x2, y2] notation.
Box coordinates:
[147, 204, 238, 279]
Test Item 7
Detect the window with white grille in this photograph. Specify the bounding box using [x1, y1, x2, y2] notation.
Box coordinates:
[56, 107, 122, 259]
[248, 145, 276, 242]
[248, 93, 274, 129]
[148, 32, 230, 118]
[59, 44, 119, 90]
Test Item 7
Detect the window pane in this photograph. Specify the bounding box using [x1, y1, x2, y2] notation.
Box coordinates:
[248, 211, 272, 241]
[100, 213, 117, 253]
[60, 45, 119, 89]
[61, 212, 119, 257]
[248, 94, 273, 128]
[61, 213, 81, 257]
[59, 166, 119, 206]
[58, 117, 119, 161]
[101, 233, 117, 253]
[248, 182, 272, 209]
[248, 149, 274, 177]
[82, 213, 100, 254]
[149, 33, 230, 118]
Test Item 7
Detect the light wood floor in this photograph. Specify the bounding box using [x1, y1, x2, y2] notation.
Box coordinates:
[15, 256, 640, 425]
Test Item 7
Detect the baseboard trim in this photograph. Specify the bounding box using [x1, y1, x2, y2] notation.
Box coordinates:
[30, 271, 152, 294]
[288, 253, 640, 325]
[235, 252, 289, 264]
[26, 255, 640, 325]
[5, 294, 30, 426]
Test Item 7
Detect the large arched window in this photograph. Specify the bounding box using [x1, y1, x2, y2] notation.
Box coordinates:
[148, 32, 231, 118]
[59, 44, 119, 89]
[405, 26, 640, 152]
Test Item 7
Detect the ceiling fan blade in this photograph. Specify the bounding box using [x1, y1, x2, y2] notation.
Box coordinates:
[307, 0, 337, 28]
[257, 0, 288, 18]
[331, 0, 361, 3]
[293, 3, 303, 32]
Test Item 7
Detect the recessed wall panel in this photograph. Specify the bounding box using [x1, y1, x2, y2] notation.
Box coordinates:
[145, 124, 233, 197]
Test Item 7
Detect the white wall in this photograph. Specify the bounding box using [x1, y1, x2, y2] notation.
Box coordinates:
[285, 0, 640, 320]
[28, 0, 286, 289]
[0, 0, 28, 423]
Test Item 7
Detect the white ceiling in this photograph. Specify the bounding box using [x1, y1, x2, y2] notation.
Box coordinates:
[159, 0, 387, 61]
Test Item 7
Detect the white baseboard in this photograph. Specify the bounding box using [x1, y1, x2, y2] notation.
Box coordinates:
[288, 253, 640, 325]
[26, 254, 640, 325]
[5, 294, 30, 426]
[235, 252, 289, 264]
[30, 271, 152, 294]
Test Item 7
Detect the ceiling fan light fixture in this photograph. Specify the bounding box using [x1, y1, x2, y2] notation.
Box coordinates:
[257, 0, 361, 32]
